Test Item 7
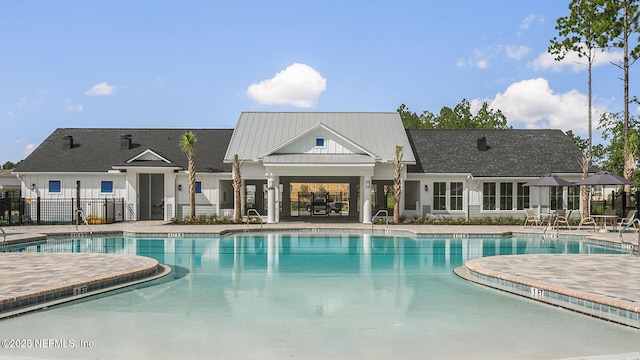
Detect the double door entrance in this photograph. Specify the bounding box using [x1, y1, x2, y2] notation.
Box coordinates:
[138, 174, 164, 220]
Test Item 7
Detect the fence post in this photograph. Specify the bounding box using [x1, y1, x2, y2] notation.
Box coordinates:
[36, 196, 41, 225]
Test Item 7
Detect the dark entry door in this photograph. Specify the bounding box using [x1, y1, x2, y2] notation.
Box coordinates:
[139, 174, 165, 220]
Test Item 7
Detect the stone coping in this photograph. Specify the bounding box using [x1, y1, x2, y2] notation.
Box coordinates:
[0, 252, 170, 318]
[456, 254, 640, 328]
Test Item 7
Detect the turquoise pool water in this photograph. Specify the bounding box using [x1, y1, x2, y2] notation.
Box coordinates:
[0, 233, 637, 359]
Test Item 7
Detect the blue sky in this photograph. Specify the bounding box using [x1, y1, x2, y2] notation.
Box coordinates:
[1, 1, 635, 163]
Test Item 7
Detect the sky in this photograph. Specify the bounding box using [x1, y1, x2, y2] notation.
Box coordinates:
[1, 1, 637, 163]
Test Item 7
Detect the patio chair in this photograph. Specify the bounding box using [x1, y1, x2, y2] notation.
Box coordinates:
[553, 209, 572, 230]
[576, 211, 597, 231]
[604, 209, 618, 231]
[618, 209, 638, 229]
[523, 208, 541, 227]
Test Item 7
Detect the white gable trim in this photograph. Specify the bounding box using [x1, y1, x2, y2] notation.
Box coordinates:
[126, 149, 172, 163]
[260, 122, 379, 159]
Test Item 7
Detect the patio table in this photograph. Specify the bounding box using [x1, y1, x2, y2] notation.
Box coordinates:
[591, 215, 618, 232]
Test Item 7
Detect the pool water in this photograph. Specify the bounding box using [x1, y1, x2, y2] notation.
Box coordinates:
[0, 233, 637, 359]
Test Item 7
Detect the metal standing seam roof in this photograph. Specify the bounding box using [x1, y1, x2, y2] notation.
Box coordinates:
[224, 112, 416, 164]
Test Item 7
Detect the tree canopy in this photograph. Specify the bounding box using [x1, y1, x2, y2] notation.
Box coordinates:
[397, 99, 511, 129]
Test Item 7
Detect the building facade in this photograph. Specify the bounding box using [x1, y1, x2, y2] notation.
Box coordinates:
[13, 112, 585, 223]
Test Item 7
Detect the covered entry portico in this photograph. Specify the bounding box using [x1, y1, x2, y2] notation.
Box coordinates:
[224, 112, 416, 224]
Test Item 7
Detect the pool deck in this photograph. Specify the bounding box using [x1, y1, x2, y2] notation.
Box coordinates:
[1, 220, 640, 329]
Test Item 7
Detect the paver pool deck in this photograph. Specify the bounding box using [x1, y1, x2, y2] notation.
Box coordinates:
[1, 220, 639, 328]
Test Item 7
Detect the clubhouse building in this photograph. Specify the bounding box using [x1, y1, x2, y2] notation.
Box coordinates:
[13, 112, 585, 223]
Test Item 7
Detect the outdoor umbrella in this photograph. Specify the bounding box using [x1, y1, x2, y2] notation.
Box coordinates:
[523, 174, 574, 187]
[574, 171, 632, 216]
[573, 171, 632, 186]
[523, 175, 574, 220]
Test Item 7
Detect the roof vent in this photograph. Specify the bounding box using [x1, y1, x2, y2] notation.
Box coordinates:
[120, 134, 132, 150]
[477, 136, 490, 151]
[63, 135, 74, 150]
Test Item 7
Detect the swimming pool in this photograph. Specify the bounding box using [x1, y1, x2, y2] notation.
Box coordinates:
[0, 232, 637, 359]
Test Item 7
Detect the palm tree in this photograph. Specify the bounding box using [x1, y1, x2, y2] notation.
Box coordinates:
[232, 154, 242, 222]
[393, 145, 403, 223]
[180, 131, 197, 219]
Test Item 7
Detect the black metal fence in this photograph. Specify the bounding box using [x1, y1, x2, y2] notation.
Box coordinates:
[23, 197, 126, 225]
[593, 190, 640, 218]
[0, 196, 28, 224]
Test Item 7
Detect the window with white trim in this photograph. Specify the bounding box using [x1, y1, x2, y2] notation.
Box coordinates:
[550, 187, 564, 210]
[499, 182, 513, 210]
[433, 182, 446, 210]
[568, 186, 580, 210]
[483, 182, 496, 210]
[516, 182, 530, 210]
[450, 182, 463, 210]
[101, 181, 113, 193]
[49, 180, 61, 193]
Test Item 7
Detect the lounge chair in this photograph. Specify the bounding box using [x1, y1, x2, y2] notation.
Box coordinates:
[576, 211, 597, 231]
[553, 209, 572, 230]
[523, 208, 541, 227]
[618, 209, 638, 229]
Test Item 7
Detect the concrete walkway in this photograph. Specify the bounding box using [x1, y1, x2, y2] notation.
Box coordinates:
[0, 221, 639, 328]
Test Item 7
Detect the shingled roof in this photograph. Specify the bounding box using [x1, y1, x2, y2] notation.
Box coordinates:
[15, 128, 233, 173]
[406, 129, 585, 177]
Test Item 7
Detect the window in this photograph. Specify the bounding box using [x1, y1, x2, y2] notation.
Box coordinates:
[516, 182, 530, 210]
[49, 180, 61, 193]
[433, 182, 446, 210]
[483, 183, 496, 210]
[101, 181, 113, 193]
[315, 138, 325, 147]
[550, 187, 563, 210]
[568, 186, 580, 210]
[195, 181, 202, 194]
[450, 182, 463, 210]
[499, 182, 513, 210]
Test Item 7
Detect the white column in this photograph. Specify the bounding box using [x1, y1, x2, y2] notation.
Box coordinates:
[275, 176, 280, 223]
[267, 174, 276, 223]
[215, 178, 220, 217]
[362, 175, 372, 223]
[125, 171, 137, 221]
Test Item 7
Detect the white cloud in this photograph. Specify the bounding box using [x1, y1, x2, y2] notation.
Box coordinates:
[64, 100, 83, 113]
[457, 45, 529, 69]
[246, 63, 326, 108]
[6, 111, 13, 117]
[518, 14, 543, 36]
[86, 82, 116, 96]
[22, 143, 36, 157]
[530, 47, 622, 72]
[457, 48, 495, 69]
[505, 45, 530, 60]
[474, 78, 607, 136]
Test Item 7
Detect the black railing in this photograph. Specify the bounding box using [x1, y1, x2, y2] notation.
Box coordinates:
[24, 198, 126, 225]
[0, 197, 28, 224]
[592, 190, 640, 219]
